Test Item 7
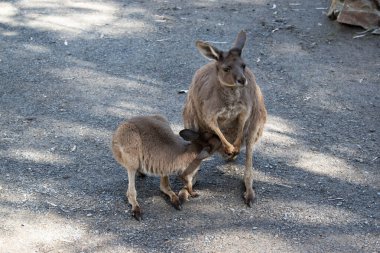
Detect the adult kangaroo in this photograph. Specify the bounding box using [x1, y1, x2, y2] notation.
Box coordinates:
[183, 31, 267, 206]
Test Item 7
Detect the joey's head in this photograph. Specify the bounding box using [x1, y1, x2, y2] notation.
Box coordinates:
[179, 129, 221, 160]
[196, 30, 248, 88]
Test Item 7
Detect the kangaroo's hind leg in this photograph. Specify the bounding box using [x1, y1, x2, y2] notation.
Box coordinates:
[160, 176, 181, 210]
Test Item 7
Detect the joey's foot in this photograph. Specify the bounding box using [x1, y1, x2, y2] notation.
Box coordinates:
[243, 188, 256, 207]
[178, 189, 199, 205]
[171, 195, 182, 210]
[178, 189, 189, 204]
[190, 191, 200, 198]
[132, 206, 142, 221]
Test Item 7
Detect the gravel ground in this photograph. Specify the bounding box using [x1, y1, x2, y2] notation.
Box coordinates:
[0, 0, 379, 252]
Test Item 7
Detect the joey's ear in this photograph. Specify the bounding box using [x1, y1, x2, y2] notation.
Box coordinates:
[179, 129, 200, 141]
[196, 41, 222, 61]
[233, 30, 247, 51]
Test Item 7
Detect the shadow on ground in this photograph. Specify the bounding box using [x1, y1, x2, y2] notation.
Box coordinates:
[0, 0, 379, 252]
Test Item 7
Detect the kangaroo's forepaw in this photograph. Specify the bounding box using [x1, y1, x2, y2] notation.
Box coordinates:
[224, 145, 235, 156]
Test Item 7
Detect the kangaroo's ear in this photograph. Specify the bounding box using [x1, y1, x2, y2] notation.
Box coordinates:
[233, 30, 246, 51]
[196, 41, 222, 61]
[179, 129, 200, 141]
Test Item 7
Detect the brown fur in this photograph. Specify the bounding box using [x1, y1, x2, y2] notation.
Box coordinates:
[183, 31, 267, 206]
[112, 115, 220, 220]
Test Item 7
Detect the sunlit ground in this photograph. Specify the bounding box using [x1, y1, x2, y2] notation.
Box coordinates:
[0, 0, 378, 252]
[0, 0, 152, 38]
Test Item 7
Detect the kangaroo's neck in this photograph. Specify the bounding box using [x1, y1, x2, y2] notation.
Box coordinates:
[177, 143, 201, 171]
[216, 83, 242, 107]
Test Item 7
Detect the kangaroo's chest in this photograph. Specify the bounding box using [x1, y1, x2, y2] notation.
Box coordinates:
[217, 102, 245, 125]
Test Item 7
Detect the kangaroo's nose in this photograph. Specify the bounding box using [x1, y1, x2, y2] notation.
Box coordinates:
[237, 76, 246, 85]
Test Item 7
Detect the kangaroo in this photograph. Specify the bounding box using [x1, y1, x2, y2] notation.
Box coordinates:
[183, 31, 267, 206]
[112, 115, 220, 220]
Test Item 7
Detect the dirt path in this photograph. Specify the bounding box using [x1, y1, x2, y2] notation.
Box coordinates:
[0, 0, 379, 252]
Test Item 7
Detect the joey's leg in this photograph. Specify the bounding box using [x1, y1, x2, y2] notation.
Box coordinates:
[126, 170, 142, 220]
[179, 164, 201, 203]
[160, 176, 181, 210]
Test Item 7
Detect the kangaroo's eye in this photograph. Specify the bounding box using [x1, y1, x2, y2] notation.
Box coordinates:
[223, 67, 231, 72]
[241, 64, 246, 69]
